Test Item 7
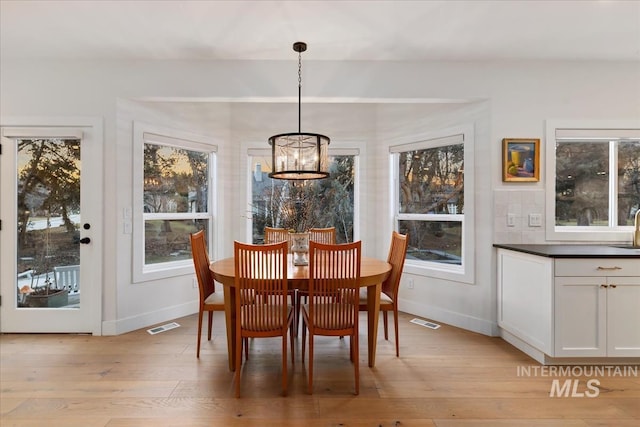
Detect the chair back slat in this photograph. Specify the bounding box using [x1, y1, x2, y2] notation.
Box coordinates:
[264, 227, 290, 244]
[309, 227, 336, 245]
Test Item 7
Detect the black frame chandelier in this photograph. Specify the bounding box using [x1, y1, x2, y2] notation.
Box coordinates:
[268, 42, 330, 180]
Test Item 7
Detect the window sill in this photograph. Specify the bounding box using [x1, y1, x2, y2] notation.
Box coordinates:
[404, 260, 474, 285]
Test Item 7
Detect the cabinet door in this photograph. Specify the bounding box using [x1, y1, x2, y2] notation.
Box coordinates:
[554, 276, 606, 357]
[607, 277, 640, 357]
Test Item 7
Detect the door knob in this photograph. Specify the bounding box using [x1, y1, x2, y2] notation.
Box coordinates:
[79, 237, 91, 244]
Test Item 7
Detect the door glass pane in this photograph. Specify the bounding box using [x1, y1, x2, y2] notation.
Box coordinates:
[617, 140, 640, 226]
[16, 138, 81, 309]
[555, 141, 609, 226]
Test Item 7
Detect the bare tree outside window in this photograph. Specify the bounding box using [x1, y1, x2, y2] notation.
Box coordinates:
[396, 143, 464, 265]
[251, 155, 355, 244]
[17, 139, 81, 274]
[555, 140, 640, 227]
[143, 143, 210, 264]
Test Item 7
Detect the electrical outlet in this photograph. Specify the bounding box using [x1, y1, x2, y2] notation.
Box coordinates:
[507, 213, 516, 227]
[407, 279, 414, 289]
[529, 213, 542, 227]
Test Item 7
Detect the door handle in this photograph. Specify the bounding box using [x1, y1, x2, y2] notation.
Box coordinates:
[79, 237, 91, 244]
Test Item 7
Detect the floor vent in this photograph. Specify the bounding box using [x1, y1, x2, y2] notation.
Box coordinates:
[147, 322, 180, 335]
[410, 318, 441, 330]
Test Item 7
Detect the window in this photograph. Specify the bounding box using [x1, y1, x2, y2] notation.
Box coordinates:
[545, 121, 640, 241]
[133, 123, 216, 282]
[248, 149, 358, 244]
[390, 125, 474, 283]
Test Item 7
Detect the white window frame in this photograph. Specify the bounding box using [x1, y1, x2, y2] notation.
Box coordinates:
[132, 122, 217, 283]
[390, 124, 475, 284]
[246, 147, 360, 243]
[545, 119, 640, 242]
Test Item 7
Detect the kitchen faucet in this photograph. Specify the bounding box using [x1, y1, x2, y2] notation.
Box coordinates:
[634, 209, 640, 248]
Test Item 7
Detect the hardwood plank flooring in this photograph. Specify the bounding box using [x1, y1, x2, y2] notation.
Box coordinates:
[1, 311, 639, 426]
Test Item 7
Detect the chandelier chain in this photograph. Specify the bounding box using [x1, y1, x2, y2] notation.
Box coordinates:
[297, 49, 302, 133]
[298, 50, 302, 88]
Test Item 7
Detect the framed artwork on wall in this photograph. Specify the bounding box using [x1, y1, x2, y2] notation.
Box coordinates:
[502, 138, 540, 182]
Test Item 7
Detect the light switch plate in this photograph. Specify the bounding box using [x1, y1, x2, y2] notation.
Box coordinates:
[507, 213, 516, 227]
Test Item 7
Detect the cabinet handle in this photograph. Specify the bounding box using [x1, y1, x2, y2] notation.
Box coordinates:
[597, 266, 622, 270]
[600, 284, 608, 288]
[610, 284, 617, 289]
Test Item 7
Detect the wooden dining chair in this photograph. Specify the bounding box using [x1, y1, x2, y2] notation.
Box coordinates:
[264, 226, 298, 333]
[297, 227, 337, 333]
[190, 230, 225, 358]
[302, 240, 361, 395]
[308, 227, 336, 244]
[233, 240, 294, 397]
[264, 226, 290, 246]
[359, 231, 408, 357]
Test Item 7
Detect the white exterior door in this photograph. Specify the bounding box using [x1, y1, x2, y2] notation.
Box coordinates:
[0, 118, 103, 334]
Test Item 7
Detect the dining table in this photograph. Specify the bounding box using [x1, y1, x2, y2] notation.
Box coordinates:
[210, 254, 392, 371]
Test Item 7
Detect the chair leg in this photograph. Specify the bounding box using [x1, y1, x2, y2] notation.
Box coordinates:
[289, 317, 295, 365]
[353, 332, 360, 395]
[282, 330, 289, 396]
[349, 335, 354, 362]
[393, 308, 400, 357]
[196, 309, 204, 358]
[244, 337, 249, 361]
[235, 333, 243, 398]
[301, 316, 307, 361]
[295, 292, 301, 337]
[207, 310, 213, 341]
[307, 333, 314, 394]
[383, 310, 389, 340]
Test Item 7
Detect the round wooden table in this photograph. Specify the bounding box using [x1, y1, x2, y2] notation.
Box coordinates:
[210, 255, 392, 371]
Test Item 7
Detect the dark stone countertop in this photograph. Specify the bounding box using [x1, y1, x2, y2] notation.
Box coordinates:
[493, 244, 640, 258]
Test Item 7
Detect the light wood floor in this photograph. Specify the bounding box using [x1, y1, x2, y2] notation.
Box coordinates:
[1, 311, 639, 426]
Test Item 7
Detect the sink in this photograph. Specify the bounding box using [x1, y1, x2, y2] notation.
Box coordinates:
[608, 245, 640, 250]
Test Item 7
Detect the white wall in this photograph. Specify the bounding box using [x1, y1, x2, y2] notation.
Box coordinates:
[1, 59, 638, 335]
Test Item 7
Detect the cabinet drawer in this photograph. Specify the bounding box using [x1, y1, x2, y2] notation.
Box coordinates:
[555, 259, 640, 277]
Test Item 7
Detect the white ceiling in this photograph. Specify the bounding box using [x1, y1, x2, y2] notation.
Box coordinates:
[1, 0, 639, 62]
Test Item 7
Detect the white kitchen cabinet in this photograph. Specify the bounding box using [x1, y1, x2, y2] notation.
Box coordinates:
[497, 249, 553, 356]
[555, 259, 640, 357]
[497, 247, 640, 363]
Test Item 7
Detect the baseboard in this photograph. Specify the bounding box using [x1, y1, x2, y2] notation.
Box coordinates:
[102, 301, 198, 335]
[500, 329, 640, 365]
[500, 328, 547, 364]
[399, 298, 499, 337]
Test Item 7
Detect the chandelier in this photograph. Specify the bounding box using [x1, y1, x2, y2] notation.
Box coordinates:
[268, 42, 330, 180]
